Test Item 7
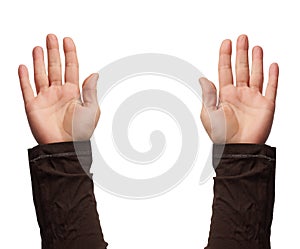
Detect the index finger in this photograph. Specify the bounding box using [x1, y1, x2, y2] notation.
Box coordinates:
[63, 37, 79, 85]
[265, 63, 279, 102]
[218, 39, 234, 88]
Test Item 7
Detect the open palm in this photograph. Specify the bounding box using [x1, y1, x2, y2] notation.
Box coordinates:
[18, 34, 100, 144]
[200, 35, 279, 144]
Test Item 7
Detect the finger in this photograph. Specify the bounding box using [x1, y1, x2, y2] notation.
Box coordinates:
[33, 46, 49, 93]
[218, 39, 233, 88]
[199, 77, 217, 110]
[250, 46, 264, 92]
[46, 34, 62, 86]
[18, 65, 34, 105]
[82, 73, 99, 105]
[82, 73, 101, 127]
[63, 37, 79, 85]
[235, 34, 250, 87]
[265, 63, 279, 102]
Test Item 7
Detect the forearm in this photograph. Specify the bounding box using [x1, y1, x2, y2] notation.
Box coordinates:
[205, 144, 276, 249]
[28, 141, 108, 249]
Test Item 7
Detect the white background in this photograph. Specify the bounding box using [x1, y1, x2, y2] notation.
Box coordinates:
[0, 0, 299, 248]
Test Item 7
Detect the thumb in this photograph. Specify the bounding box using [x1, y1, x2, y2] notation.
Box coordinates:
[82, 73, 99, 106]
[199, 77, 217, 110]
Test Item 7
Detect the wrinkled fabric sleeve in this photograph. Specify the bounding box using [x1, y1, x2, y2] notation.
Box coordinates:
[28, 141, 108, 249]
[205, 144, 276, 249]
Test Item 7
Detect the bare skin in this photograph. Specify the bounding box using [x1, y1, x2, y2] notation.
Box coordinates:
[18, 34, 279, 145]
[18, 34, 100, 144]
[200, 35, 279, 144]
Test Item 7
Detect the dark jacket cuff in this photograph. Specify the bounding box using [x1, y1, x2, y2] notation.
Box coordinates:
[28, 140, 92, 176]
[28, 141, 108, 249]
[206, 144, 276, 249]
[213, 143, 275, 176]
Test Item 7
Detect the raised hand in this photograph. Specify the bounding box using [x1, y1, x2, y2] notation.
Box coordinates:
[200, 35, 279, 144]
[18, 34, 100, 144]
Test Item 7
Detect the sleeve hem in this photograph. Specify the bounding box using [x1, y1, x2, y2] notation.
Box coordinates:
[213, 144, 276, 161]
[28, 141, 91, 162]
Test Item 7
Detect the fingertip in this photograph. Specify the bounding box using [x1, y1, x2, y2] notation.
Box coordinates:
[18, 64, 28, 77]
[63, 36, 72, 41]
[252, 46, 263, 56]
[199, 77, 215, 90]
[93, 72, 99, 81]
[237, 34, 248, 42]
[63, 37, 76, 52]
[199, 77, 208, 85]
[47, 34, 58, 41]
[236, 34, 249, 49]
[199, 77, 216, 90]
[88, 72, 99, 81]
[83, 73, 99, 89]
[220, 39, 232, 53]
[270, 62, 279, 70]
[222, 39, 232, 45]
[46, 34, 59, 50]
[269, 63, 279, 78]
[63, 37, 75, 46]
[18, 64, 24, 71]
[63, 37, 70, 43]
[89, 73, 99, 87]
[32, 46, 43, 56]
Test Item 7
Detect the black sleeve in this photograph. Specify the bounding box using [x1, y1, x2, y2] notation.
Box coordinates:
[205, 144, 276, 249]
[28, 141, 108, 249]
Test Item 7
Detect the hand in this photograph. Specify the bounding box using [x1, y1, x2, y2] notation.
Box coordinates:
[18, 34, 100, 144]
[200, 35, 279, 144]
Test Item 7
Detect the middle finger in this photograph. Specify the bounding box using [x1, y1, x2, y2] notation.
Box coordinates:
[235, 35, 250, 87]
[46, 34, 62, 86]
